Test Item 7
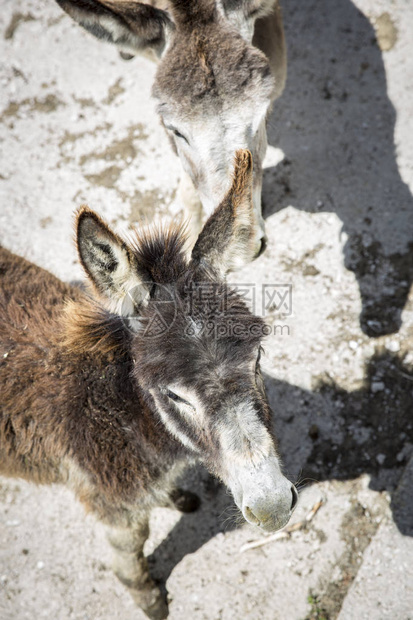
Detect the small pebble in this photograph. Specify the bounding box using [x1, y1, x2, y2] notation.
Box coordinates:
[386, 340, 400, 353]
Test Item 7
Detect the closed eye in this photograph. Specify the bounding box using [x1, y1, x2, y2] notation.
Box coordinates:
[166, 388, 194, 409]
[164, 125, 189, 144]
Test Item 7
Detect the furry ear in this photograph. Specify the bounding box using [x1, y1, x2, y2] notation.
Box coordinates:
[222, 0, 275, 19]
[55, 0, 174, 59]
[221, 0, 276, 42]
[76, 206, 150, 316]
[191, 149, 258, 276]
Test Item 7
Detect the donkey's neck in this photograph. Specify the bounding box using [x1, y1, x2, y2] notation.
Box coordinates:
[58, 296, 192, 501]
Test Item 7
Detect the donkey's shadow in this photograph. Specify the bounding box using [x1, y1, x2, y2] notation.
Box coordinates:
[148, 466, 237, 586]
[265, 352, 413, 538]
[263, 0, 413, 337]
[149, 352, 413, 587]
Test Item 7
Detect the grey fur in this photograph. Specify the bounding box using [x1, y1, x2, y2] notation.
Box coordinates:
[54, 0, 287, 257]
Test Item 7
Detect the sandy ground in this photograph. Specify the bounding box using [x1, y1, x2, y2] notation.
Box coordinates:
[1, 0, 413, 618]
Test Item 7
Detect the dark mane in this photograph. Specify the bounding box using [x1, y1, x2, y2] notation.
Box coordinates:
[129, 220, 189, 284]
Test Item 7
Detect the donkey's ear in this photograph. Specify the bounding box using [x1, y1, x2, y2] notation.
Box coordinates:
[223, 0, 275, 19]
[191, 150, 258, 276]
[76, 207, 149, 315]
[221, 0, 275, 41]
[55, 0, 174, 59]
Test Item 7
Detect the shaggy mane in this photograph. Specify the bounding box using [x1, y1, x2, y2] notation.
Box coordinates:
[60, 296, 130, 357]
[128, 219, 189, 284]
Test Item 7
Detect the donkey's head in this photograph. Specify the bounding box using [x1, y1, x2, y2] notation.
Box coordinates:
[56, 0, 280, 254]
[76, 150, 297, 532]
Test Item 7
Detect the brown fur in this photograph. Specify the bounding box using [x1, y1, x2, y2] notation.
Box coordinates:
[60, 296, 129, 356]
[0, 248, 167, 498]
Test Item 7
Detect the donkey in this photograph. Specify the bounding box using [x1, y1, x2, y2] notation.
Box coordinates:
[54, 0, 286, 257]
[0, 151, 297, 619]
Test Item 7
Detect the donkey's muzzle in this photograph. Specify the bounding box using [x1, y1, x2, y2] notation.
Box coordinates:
[229, 456, 298, 533]
[243, 483, 298, 532]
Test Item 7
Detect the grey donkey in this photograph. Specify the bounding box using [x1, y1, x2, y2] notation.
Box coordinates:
[54, 0, 286, 257]
[0, 150, 297, 619]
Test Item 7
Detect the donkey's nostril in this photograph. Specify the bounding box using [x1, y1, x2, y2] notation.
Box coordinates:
[290, 485, 298, 511]
[244, 505, 260, 525]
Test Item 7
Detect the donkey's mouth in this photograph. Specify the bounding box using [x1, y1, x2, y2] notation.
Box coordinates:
[257, 512, 292, 533]
[238, 492, 296, 532]
[242, 506, 292, 533]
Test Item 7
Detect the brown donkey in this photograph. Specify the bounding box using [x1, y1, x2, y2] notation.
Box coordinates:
[54, 0, 286, 256]
[0, 151, 297, 619]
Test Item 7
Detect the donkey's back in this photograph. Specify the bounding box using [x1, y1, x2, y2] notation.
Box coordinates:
[0, 247, 79, 482]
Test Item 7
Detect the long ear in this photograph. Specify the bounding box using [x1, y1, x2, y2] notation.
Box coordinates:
[220, 1, 276, 41]
[76, 206, 150, 315]
[55, 0, 174, 59]
[191, 150, 258, 275]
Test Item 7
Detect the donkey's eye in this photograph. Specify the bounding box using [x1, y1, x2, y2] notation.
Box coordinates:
[173, 130, 190, 145]
[166, 389, 181, 402]
[165, 125, 189, 144]
[166, 389, 192, 407]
